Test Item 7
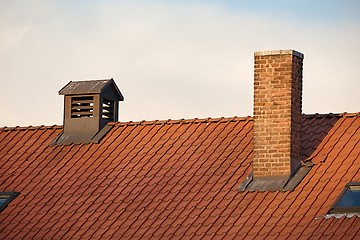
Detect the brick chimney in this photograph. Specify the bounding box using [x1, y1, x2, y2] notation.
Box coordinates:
[253, 50, 303, 179]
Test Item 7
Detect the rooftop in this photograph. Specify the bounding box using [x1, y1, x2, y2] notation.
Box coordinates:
[0, 112, 359, 239]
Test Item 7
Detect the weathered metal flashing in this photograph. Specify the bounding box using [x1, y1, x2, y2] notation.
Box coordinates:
[50, 124, 114, 146]
[238, 161, 313, 192]
[323, 213, 360, 219]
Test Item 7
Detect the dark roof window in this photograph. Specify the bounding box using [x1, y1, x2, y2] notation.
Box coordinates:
[329, 182, 360, 214]
[0, 192, 20, 213]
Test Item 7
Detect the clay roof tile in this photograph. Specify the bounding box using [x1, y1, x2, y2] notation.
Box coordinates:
[1, 114, 359, 238]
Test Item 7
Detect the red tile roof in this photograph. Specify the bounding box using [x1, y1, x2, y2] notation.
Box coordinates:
[0, 113, 359, 239]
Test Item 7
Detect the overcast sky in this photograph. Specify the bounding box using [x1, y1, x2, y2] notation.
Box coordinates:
[1, 0, 359, 126]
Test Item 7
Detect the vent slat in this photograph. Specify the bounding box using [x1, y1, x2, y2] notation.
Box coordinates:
[71, 106, 93, 110]
[101, 98, 114, 121]
[71, 110, 93, 114]
[71, 112, 93, 117]
[71, 96, 94, 118]
[72, 99, 93, 104]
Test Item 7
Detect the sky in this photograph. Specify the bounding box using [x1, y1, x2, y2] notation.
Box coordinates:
[1, 0, 360, 126]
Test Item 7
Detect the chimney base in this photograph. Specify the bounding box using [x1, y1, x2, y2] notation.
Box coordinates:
[238, 161, 314, 192]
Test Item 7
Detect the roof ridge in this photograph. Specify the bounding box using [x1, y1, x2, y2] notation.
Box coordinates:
[339, 112, 360, 117]
[0, 125, 63, 131]
[2, 112, 358, 130]
[111, 116, 253, 127]
[302, 112, 360, 119]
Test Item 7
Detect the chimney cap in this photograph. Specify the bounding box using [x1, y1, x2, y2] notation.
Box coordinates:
[254, 49, 304, 59]
[59, 78, 124, 101]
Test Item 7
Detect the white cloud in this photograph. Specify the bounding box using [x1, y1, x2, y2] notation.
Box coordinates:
[0, 1, 359, 126]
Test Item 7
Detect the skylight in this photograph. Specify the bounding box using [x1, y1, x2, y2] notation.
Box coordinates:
[329, 182, 360, 214]
[0, 192, 20, 213]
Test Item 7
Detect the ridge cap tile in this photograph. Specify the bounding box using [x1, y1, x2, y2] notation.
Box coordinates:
[112, 116, 252, 127]
[301, 112, 360, 120]
[2, 111, 359, 131]
[0, 125, 63, 131]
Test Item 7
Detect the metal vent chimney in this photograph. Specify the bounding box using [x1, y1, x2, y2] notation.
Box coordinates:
[52, 79, 124, 145]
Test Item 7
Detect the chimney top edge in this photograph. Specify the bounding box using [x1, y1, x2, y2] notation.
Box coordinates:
[254, 50, 303, 59]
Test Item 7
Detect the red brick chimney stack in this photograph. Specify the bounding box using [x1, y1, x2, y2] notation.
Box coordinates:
[253, 50, 304, 179]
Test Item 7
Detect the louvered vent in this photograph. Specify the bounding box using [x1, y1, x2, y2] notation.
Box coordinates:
[102, 99, 114, 121]
[55, 79, 124, 145]
[71, 96, 94, 118]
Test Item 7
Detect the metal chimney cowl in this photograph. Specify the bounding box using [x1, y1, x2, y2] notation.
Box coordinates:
[52, 79, 124, 145]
